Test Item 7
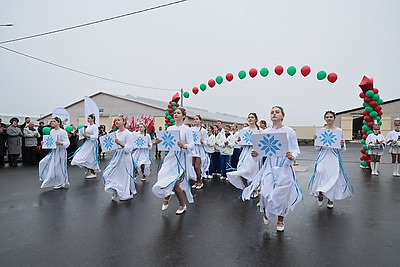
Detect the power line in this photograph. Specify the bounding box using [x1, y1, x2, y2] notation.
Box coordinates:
[0, 0, 187, 45]
[0, 45, 176, 91]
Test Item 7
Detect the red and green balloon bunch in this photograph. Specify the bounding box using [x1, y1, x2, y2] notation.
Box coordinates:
[164, 93, 180, 129]
[183, 65, 338, 98]
[358, 76, 384, 167]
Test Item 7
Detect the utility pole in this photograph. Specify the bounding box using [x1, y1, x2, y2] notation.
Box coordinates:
[180, 88, 184, 107]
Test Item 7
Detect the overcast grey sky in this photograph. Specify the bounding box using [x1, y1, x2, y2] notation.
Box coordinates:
[1, 0, 399, 126]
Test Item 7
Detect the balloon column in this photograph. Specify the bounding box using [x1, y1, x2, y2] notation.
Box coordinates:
[358, 76, 384, 168]
[180, 65, 338, 99]
[164, 93, 180, 129]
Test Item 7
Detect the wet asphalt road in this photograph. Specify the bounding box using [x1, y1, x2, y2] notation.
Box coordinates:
[1, 143, 399, 266]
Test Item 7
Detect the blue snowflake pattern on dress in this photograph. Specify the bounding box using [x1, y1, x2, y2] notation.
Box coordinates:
[193, 132, 199, 143]
[162, 132, 177, 150]
[103, 135, 115, 150]
[258, 134, 282, 156]
[243, 130, 253, 145]
[44, 136, 55, 147]
[319, 130, 337, 147]
[135, 136, 146, 148]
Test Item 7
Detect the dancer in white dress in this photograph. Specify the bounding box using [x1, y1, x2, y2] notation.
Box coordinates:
[308, 111, 354, 209]
[191, 115, 210, 189]
[39, 117, 70, 190]
[71, 114, 100, 178]
[205, 126, 216, 179]
[103, 115, 137, 201]
[152, 107, 196, 215]
[386, 118, 400, 176]
[132, 123, 152, 181]
[245, 106, 302, 232]
[366, 123, 385, 175]
[227, 113, 262, 193]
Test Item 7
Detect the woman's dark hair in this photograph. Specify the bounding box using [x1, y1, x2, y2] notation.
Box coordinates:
[138, 123, 147, 135]
[194, 114, 202, 121]
[176, 107, 187, 121]
[324, 110, 336, 118]
[88, 113, 96, 124]
[272, 106, 285, 117]
[53, 117, 64, 129]
[9, 117, 19, 124]
[248, 112, 259, 129]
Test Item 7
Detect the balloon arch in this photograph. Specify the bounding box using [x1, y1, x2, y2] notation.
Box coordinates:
[163, 65, 338, 129]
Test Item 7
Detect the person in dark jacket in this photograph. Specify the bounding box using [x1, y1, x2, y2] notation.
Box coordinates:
[0, 118, 7, 167]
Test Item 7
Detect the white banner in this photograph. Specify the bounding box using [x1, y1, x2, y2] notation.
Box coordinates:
[84, 96, 100, 126]
[52, 107, 70, 126]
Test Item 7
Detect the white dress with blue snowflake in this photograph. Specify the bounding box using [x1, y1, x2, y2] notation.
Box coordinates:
[39, 129, 70, 188]
[103, 129, 137, 200]
[152, 124, 196, 203]
[132, 133, 152, 177]
[243, 126, 302, 219]
[191, 126, 210, 176]
[227, 128, 263, 190]
[308, 128, 354, 201]
[71, 124, 100, 171]
[386, 130, 400, 154]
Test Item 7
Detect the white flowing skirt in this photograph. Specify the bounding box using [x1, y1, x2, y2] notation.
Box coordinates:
[133, 148, 151, 177]
[103, 149, 137, 199]
[227, 146, 261, 190]
[71, 139, 100, 171]
[152, 150, 196, 203]
[39, 147, 69, 188]
[308, 148, 354, 201]
[192, 144, 210, 176]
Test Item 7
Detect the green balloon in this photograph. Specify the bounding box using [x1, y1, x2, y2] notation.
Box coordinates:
[172, 102, 176, 106]
[183, 92, 190, 98]
[362, 125, 370, 132]
[367, 130, 373, 135]
[363, 120, 368, 125]
[378, 120, 383, 126]
[165, 111, 169, 116]
[260, 68, 269, 77]
[238, 70, 246, 79]
[42, 127, 51, 135]
[377, 98, 383, 105]
[287, 66, 296, 76]
[164, 123, 168, 128]
[170, 118, 175, 123]
[167, 115, 172, 120]
[317, 71, 327, 80]
[365, 106, 373, 113]
[375, 116, 381, 121]
[172, 106, 177, 110]
[365, 90, 374, 98]
[65, 125, 73, 133]
[363, 144, 367, 150]
[372, 94, 380, 101]
[77, 125, 84, 130]
[370, 111, 378, 118]
[216, 76, 223, 84]
[200, 83, 207, 91]
[362, 102, 370, 108]
[361, 139, 366, 144]
[360, 160, 368, 166]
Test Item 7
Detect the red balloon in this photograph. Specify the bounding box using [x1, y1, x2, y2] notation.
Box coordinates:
[378, 110, 383, 116]
[374, 105, 382, 112]
[168, 122, 172, 126]
[368, 121, 374, 128]
[208, 79, 216, 88]
[372, 88, 379, 94]
[274, 65, 284, 75]
[165, 118, 169, 123]
[300, 65, 311, 77]
[168, 104, 172, 108]
[362, 130, 367, 135]
[362, 135, 367, 140]
[367, 159, 372, 165]
[226, 73, 234, 82]
[175, 103, 179, 107]
[359, 92, 366, 99]
[168, 108, 173, 113]
[364, 116, 372, 122]
[327, 73, 338, 83]
[364, 97, 371, 103]
[192, 87, 199, 95]
[369, 101, 378, 108]
[362, 110, 368, 116]
[249, 68, 258, 78]
[360, 148, 366, 154]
